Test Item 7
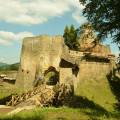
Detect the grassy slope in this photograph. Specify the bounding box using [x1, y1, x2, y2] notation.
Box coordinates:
[0, 81, 24, 100]
[75, 77, 117, 112]
[0, 71, 119, 119]
[1, 107, 120, 120]
[0, 70, 18, 100]
[0, 79, 119, 120]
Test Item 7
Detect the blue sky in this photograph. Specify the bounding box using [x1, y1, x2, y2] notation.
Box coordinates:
[0, 0, 119, 64]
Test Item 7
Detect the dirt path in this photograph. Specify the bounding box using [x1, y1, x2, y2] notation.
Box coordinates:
[0, 108, 14, 115]
[0, 105, 35, 116]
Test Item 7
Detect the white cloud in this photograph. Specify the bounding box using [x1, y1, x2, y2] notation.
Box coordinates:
[0, 0, 85, 25]
[0, 31, 34, 46]
[72, 11, 87, 24]
[0, 38, 12, 46]
[115, 51, 119, 57]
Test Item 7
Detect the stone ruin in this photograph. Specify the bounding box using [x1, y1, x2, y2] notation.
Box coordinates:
[6, 25, 117, 109]
[15, 35, 116, 94]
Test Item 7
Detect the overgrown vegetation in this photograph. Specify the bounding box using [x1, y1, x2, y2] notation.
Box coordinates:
[63, 25, 79, 51]
[79, 0, 120, 45]
[63, 23, 100, 51]
[77, 1, 120, 113]
[117, 54, 120, 72]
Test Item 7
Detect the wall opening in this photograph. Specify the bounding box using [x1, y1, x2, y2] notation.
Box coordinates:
[60, 59, 74, 68]
[72, 65, 79, 77]
[44, 66, 59, 85]
[83, 55, 110, 63]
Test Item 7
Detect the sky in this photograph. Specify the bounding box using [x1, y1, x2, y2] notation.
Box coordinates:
[0, 0, 119, 64]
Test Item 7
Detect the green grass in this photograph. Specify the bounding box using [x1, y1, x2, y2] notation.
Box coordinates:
[0, 70, 17, 74]
[0, 70, 23, 100]
[0, 86, 14, 100]
[0, 107, 120, 120]
[75, 77, 117, 111]
[0, 73, 119, 119]
[0, 83, 24, 102]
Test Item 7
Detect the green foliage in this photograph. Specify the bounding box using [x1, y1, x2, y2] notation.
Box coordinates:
[0, 62, 8, 67]
[63, 25, 79, 51]
[9, 63, 19, 70]
[44, 71, 57, 85]
[1, 107, 120, 120]
[0, 63, 19, 71]
[79, 0, 120, 45]
[118, 54, 120, 63]
[116, 55, 120, 72]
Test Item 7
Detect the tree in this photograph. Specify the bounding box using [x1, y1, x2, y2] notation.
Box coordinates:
[117, 54, 120, 72]
[63, 26, 70, 48]
[63, 25, 79, 51]
[79, 0, 120, 46]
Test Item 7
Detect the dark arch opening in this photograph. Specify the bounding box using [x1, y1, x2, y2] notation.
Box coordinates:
[60, 59, 74, 68]
[44, 66, 59, 85]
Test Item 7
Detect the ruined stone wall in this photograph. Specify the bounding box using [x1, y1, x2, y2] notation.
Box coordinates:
[74, 61, 111, 94]
[16, 35, 64, 90]
[60, 68, 73, 84]
[78, 62, 110, 85]
[16, 35, 115, 92]
[75, 61, 116, 110]
[90, 44, 111, 55]
[59, 68, 79, 91]
[15, 34, 116, 110]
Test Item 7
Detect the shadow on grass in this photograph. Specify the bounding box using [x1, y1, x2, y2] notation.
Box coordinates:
[69, 95, 109, 118]
[0, 95, 12, 105]
[107, 69, 120, 110]
[3, 79, 16, 85]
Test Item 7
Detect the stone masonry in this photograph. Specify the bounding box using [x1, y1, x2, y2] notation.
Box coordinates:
[16, 35, 115, 92]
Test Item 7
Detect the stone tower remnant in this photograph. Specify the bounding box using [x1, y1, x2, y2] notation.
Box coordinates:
[15, 34, 116, 110]
[16, 35, 115, 90]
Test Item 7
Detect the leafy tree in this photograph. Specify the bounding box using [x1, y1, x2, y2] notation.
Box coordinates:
[79, 0, 120, 46]
[63, 25, 79, 51]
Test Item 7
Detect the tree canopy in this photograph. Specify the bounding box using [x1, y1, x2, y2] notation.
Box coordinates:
[63, 23, 98, 51]
[79, 0, 120, 47]
[63, 25, 79, 51]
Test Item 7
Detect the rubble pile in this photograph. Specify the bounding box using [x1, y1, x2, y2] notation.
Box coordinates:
[7, 84, 73, 107]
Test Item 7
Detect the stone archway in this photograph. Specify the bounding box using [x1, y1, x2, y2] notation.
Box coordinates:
[44, 66, 59, 85]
